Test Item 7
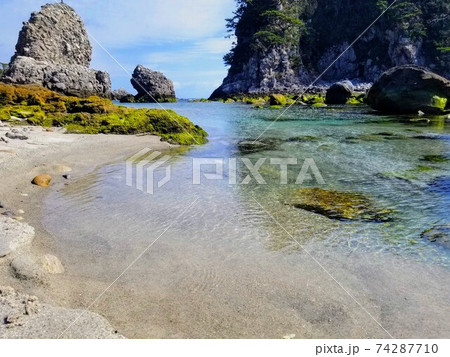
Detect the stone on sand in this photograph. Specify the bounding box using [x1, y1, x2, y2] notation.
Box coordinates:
[32, 174, 52, 187]
[41, 254, 64, 274]
[10, 255, 46, 285]
[0, 216, 35, 258]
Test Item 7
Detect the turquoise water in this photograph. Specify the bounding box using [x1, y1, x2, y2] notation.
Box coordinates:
[41, 102, 450, 338]
[129, 102, 450, 264]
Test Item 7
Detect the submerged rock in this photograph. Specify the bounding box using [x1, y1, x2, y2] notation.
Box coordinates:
[41, 254, 64, 274]
[287, 188, 393, 222]
[237, 138, 278, 153]
[367, 66, 450, 114]
[421, 155, 449, 163]
[422, 224, 450, 250]
[325, 81, 354, 104]
[2, 3, 111, 97]
[131, 65, 176, 103]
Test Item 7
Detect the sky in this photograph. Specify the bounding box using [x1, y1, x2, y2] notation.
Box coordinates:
[0, 0, 236, 98]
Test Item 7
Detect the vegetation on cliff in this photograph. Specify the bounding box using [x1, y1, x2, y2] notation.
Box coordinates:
[0, 83, 208, 145]
[224, 0, 306, 75]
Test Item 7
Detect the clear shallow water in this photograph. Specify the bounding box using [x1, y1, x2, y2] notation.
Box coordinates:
[41, 102, 450, 337]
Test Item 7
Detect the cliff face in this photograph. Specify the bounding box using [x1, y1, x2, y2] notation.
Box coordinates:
[211, 0, 449, 98]
[2, 3, 111, 98]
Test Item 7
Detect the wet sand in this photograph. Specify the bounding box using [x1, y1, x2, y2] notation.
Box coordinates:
[0, 122, 172, 338]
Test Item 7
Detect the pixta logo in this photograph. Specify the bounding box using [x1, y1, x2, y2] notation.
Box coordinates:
[126, 148, 171, 194]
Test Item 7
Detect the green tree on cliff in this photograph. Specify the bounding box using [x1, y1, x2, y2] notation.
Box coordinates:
[224, 0, 305, 73]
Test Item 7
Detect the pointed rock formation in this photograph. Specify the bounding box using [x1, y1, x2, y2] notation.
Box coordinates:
[2, 3, 111, 98]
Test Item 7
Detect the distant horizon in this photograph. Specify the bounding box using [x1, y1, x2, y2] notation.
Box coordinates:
[0, 0, 236, 98]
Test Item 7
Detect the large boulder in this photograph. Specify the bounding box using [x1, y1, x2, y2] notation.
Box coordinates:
[325, 80, 354, 104]
[131, 65, 176, 103]
[367, 66, 450, 114]
[2, 3, 111, 98]
[3, 57, 111, 98]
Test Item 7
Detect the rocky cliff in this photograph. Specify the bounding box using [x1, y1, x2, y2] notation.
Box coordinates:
[1, 3, 111, 98]
[211, 0, 449, 98]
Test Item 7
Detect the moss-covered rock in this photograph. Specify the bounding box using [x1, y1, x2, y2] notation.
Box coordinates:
[286, 188, 393, 222]
[421, 154, 449, 163]
[287, 135, 320, 142]
[422, 224, 450, 250]
[243, 97, 266, 106]
[0, 83, 208, 145]
[237, 138, 279, 153]
[269, 94, 288, 106]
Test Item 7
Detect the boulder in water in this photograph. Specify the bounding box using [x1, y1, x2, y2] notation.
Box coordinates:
[325, 81, 354, 104]
[367, 66, 450, 114]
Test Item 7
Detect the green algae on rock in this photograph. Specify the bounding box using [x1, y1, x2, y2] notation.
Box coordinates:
[421, 155, 449, 163]
[422, 224, 450, 250]
[237, 138, 279, 154]
[0, 83, 208, 145]
[286, 187, 393, 222]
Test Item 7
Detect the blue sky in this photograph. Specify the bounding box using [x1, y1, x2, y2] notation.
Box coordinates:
[0, 0, 236, 98]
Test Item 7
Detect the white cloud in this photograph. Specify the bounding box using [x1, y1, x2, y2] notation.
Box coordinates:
[67, 0, 235, 47]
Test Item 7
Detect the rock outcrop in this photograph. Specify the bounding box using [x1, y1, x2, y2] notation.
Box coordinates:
[1, 3, 111, 98]
[131, 65, 176, 103]
[367, 66, 450, 114]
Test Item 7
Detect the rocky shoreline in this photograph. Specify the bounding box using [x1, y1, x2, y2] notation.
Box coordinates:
[0, 122, 175, 338]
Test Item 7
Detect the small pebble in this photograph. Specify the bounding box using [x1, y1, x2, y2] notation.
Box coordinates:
[32, 174, 52, 187]
[62, 174, 71, 180]
[283, 334, 296, 339]
[17, 209, 25, 214]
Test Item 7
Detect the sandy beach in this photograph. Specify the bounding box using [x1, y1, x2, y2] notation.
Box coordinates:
[0, 121, 173, 338]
